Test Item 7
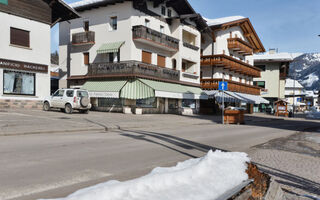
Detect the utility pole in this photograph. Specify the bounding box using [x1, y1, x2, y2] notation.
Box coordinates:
[222, 74, 225, 125]
[293, 72, 296, 118]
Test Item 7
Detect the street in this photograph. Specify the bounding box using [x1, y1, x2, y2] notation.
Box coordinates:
[0, 110, 320, 200]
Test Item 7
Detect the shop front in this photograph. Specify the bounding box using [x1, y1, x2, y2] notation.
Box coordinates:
[0, 58, 49, 109]
[81, 78, 207, 115]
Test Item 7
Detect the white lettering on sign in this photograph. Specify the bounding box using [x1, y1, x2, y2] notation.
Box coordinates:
[89, 92, 119, 98]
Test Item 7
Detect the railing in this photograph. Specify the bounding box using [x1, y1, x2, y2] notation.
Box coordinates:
[227, 38, 253, 55]
[201, 54, 261, 78]
[72, 31, 95, 45]
[183, 42, 200, 51]
[132, 25, 179, 50]
[88, 61, 180, 81]
[201, 78, 261, 95]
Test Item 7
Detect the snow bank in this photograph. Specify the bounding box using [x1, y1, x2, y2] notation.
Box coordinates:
[205, 16, 246, 26]
[306, 107, 320, 119]
[41, 150, 250, 200]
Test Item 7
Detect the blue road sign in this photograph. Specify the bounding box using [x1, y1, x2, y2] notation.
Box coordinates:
[219, 81, 228, 91]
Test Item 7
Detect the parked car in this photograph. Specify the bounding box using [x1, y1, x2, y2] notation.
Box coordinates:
[43, 89, 91, 114]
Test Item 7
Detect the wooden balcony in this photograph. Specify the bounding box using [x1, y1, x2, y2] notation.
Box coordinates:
[132, 25, 179, 52]
[88, 61, 180, 82]
[201, 78, 261, 95]
[72, 31, 95, 45]
[227, 38, 253, 55]
[201, 54, 261, 78]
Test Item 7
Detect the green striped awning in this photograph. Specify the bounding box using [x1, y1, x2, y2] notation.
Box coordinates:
[82, 80, 127, 92]
[0, 0, 8, 5]
[97, 41, 125, 54]
[120, 79, 155, 100]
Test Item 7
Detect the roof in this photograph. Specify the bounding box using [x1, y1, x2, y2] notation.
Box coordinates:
[45, 0, 80, 23]
[205, 16, 265, 53]
[285, 78, 304, 89]
[252, 52, 294, 62]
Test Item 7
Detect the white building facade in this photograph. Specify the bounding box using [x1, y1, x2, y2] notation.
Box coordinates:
[0, 0, 78, 109]
[285, 78, 306, 110]
[200, 16, 268, 114]
[59, 0, 208, 114]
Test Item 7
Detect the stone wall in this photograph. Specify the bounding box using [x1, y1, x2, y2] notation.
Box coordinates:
[0, 99, 43, 110]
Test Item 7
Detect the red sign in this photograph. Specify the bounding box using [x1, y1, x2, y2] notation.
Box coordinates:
[0, 58, 48, 73]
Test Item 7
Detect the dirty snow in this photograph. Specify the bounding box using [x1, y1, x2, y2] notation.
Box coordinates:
[301, 73, 319, 88]
[205, 16, 246, 26]
[70, 0, 105, 8]
[41, 150, 250, 200]
[306, 107, 320, 120]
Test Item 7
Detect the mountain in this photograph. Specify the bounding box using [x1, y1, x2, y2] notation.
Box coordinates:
[289, 53, 320, 90]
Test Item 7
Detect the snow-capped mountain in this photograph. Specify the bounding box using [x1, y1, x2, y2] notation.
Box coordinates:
[290, 53, 320, 90]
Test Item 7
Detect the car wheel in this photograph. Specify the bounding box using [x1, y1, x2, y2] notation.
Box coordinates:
[43, 102, 50, 111]
[65, 104, 73, 114]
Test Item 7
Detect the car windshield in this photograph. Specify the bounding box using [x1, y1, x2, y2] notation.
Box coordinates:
[77, 91, 88, 97]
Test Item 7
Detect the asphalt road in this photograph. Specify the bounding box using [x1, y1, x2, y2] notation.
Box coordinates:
[1, 115, 316, 200]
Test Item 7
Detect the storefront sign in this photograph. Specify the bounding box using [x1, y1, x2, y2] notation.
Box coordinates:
[278, 106, 286, 111]
[0, 58, 48, 73]
[89, 91, 119, 98]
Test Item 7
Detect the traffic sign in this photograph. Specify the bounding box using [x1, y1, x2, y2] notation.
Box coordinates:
[219, 81, 228, 91]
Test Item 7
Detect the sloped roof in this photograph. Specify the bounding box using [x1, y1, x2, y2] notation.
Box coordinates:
[44, 0, 80, 22]
[253, 52, 294, 62]
[285, 78, 304, 89]
[205, 16, 265, 53]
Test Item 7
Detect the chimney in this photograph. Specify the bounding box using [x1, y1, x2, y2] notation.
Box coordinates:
[269, 48, 278, 54]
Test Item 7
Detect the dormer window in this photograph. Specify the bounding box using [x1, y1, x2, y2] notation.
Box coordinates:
[168, 9, 172, 17]
[161, 6, 166, 15]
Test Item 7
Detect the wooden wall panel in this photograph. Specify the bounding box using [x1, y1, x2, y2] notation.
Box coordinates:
[0, 0, 51, 24]
[157, 55, 166, 68]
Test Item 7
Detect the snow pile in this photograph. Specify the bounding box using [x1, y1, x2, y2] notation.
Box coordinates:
[306, 107, 320, 119]
[70, 0, 105, 8]
[205, 16, 246, 26]
[301, 73, 319, 88]
[252, 52, 294, 62]
[41, 150, 250, 200]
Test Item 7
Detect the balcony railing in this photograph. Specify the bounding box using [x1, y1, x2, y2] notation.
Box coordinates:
[227, 38, 253, 55]
[88, 61, 180, 82]
[201, 54, 261, 78]
[132, 25, 179, 51]
[72, 31, 95, 45]
[183, 42, 200, 51]
[201, 78, 261, 95]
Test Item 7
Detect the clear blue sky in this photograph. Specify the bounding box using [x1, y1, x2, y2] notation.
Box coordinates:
[51, 0, 320, 53]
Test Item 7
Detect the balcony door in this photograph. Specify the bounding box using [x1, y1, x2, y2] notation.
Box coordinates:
[157, 55, 166, 68]
[142, 51, 152, 64]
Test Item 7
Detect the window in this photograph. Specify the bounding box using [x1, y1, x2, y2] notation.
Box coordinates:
[182, 99, 196, 109]
[160, 25, 164, 33]
[66, 90, 74, 97]
[10, 27, 30, 47]
[84, 21, 89, 32]
[98, 98, 123, 107]
[161, 6, 166, 15]
[167, 9, 172, 17]
[110, 16, 117, 31]
[255, 65, 266, 71]
[77, 91, 89, 97]
[3, 70, 35, 95]
[145, 19, 150, 27]
[136, 97, 157, 108]
[254, 81, 265, 89]
[53, 90, 64, 97]
[109, 53, 114, 63]
[84, 52, 89, 65]
[157, 55, 166, 68]
[142, 51, 152, 64]
[172, 59, 177, 70]
[182, 62, 186, 72]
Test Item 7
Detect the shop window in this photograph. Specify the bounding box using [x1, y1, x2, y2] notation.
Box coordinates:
[98, 98, 123, 107]
[168, 99, 178, 109]
[182, 99, 196, 109]
[3, 70, 35, 95]
[136, 97, 157, 108]
[10, 27, 30, 47]
[110, 16, 117, 31]
[254, 81, 265, 89]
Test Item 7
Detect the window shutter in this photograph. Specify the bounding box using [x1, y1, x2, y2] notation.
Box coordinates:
[157, 55, 166, 68]
[84, 53, 89, 65]
[10, 27, 30, 47]
[142, 51, 152, 64]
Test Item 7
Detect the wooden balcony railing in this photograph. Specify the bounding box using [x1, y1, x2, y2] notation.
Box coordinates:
[132, 25, 179, 51]
[201, 54, 261, 78]
[201, 78, 261, 95]
[72, 31, 95, 45]
[88, 61, 180, 82]
[227, 38, 253, 55]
